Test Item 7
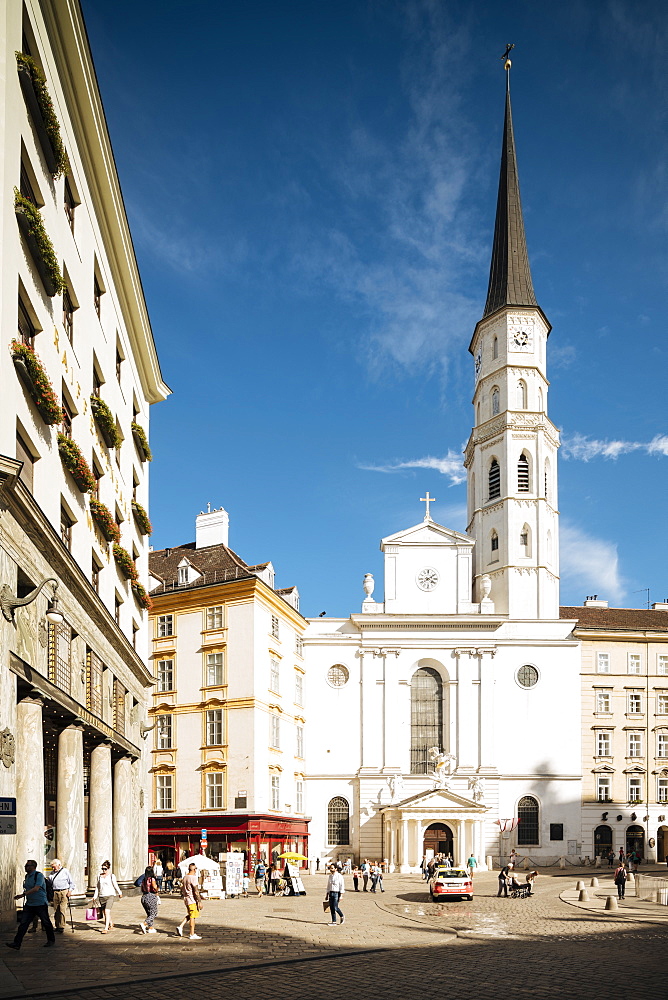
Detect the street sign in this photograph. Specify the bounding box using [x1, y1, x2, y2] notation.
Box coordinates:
[201, 829, 207, 839]
[0, 798, 16, 815]
[0, 817, 17, 835]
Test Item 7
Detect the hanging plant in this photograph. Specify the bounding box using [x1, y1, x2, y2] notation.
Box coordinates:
[133, 582, 153, 612]
[113, 543, 138, 583]
[131, 421, 152, 462]
[15, 52, 70, 177]
[58, 433, 96, 492]
[14, 189, 66, 295]
[10, 340, 62, 424]
[90, 394, 121, 448]
[89, 498, 121, 544]
[131, 500, 152, 535]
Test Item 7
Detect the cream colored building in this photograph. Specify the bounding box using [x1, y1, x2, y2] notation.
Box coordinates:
[147, 508, 309, 868]
[0, 0, 168, 917]
[563, 599, 668, 863]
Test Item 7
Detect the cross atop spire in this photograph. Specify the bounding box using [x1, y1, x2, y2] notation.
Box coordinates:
[482, 53, 538, 319]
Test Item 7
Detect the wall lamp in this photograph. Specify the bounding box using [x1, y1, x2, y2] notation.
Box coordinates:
[0, 578, 64, 625]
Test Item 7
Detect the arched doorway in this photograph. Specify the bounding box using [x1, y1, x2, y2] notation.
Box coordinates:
[423, 823, 453, 858]
[657, 825, 668, 864]
[594, 825, 613, 858]
[626, 825, 645, 858]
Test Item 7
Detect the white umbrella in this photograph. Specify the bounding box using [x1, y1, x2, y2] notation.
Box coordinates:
[178, 854, 220, 875]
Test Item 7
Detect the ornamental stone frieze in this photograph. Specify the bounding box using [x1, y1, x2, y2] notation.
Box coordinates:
[480, 436, 504, 452]
[481, 502, 504, 515]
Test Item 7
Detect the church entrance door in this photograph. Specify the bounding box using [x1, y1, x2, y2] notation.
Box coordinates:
[423, 822, 453, 858]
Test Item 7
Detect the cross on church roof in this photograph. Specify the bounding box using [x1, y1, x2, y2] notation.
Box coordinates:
[420, 492, 436, 521]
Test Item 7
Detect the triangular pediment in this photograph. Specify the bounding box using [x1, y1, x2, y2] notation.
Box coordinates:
[381, 520, 473, 549]
[382, 786, 487, 813]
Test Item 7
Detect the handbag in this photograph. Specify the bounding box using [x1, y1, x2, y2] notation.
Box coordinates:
[322, 899, 330, 912]
[85, 907, 98, 921]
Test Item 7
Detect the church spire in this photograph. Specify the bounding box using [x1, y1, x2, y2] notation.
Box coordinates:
[482, 63, 538, 319]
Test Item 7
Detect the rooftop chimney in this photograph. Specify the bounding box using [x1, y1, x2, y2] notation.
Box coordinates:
[196, 505, 229, 549]
[584, 595, 609, 608]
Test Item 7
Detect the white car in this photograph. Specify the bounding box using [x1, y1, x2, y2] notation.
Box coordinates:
[428, 867, 473, 901]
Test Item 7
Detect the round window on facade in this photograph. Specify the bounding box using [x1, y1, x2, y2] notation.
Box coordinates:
[516, 664, 539, 689]
[327, 664, 349, 688]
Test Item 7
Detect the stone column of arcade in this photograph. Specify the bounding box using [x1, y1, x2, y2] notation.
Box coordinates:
[56, 723, 85, 896]
[113, 756, 134, 885]
[87, 742, 113, 893]
[400, 818, 410, 872]
[16, 695, 45, 883]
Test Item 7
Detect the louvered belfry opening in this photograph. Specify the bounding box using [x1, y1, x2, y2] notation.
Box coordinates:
[489, 459, 501, 500]
[518, 453, 530, 492]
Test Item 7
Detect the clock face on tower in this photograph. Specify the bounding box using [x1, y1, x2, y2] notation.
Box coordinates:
[416, 567, 439, 592]
[512, 330, 530, 349]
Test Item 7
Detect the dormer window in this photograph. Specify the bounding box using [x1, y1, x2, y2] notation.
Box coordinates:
[178, 564, 188, 586]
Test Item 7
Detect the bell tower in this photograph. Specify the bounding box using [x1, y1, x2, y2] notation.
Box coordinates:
[464, 61, 560, 619]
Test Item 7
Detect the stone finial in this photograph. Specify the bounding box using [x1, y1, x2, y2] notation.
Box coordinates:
[363, 574, 375, 599]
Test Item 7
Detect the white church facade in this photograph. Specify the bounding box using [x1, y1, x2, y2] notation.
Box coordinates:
[303, 71, 583, 871]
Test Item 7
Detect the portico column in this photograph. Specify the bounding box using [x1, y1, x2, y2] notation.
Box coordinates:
[56, 724, 85, 895]
[113, 756, 133, 885]
[16, 696, 45, 879]
[388, 821, 396, 871]
[401, 819, 409, 872]
[88, 742, 113, 892]
[456, 819, 466, 866]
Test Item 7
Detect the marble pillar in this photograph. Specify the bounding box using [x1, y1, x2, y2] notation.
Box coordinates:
[16, 697, 45, 882]
[400, 818, 409, 872]
[56, 724, 85, 895]
[88, 742, 112, 892]
[113, 757, 133, 884]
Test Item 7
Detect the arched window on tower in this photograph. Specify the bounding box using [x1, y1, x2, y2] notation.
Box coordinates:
[544, 458, 551, 501]
[327, 797, 350, 845]
[520, 524, 531, 557]
[476, 402, 481, 424]
[493, 336, 498, 359]
[517, 795, 539, 845]
[491, 387, 500, 416]
[517, 380, 527, 409]
[469, 473, 475, 523]
[518, 453, 530, 492]
[538, 387, 544, 412]
[490, 530, 499, 560]
[546, 529, 552, 564]
[410, 668, 443, 774]
[489, 459, 501, 500]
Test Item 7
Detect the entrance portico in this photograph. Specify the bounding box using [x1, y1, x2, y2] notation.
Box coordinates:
[381, 788, 488, 873]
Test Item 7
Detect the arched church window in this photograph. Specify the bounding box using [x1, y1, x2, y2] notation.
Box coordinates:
[538, 387, 544, 412]
[517, 795, 539, 845]
[489, 459, 500, 500]
[476, 402, 481, 424]
[517, 380, 527, 409]
[327, 797, 350, 845]
[410, 667, 443, 775]
[520, 524, 531, 557]
[518, 453, 530, 492]
[493, 336, 498, 359]
[490, 530, 499, 557]
[491, 387, 500, 416]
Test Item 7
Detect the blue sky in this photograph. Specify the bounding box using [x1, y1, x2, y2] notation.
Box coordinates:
[83, 0, 667, 616]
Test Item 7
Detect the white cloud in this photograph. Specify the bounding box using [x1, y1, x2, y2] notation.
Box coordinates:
[358, 451, 466, 486]
[560, 521, 624, 604]
[562, 433, 668, 461]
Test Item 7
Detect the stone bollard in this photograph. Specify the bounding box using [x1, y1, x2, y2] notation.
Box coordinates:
[590, 878, 599, 887]
[578, 889, 589, 902]
[595, 855, 602, 868]
[559, 856, 566, 869]
[605, 895, 618, 911]
[576, 880, 585, 890]
[486, 856, 493, 871]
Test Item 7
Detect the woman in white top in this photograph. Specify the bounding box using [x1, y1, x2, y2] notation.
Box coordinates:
[96, 860, 122, 933]
[326, 864, 345, 925]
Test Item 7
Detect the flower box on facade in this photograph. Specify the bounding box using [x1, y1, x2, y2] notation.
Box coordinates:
[16, 55, 69, 178]
[90, 395, 121, 449]
[131, 500, 152, 535]
[131, 421, 152, 462]
[15, 192, 66, 297]
[58, 434, 96, 493]
[11, 340, 62, 425]
[89, 498, 121, 544]
[113, 544, 138, 583]
[133, 582, 153, 612]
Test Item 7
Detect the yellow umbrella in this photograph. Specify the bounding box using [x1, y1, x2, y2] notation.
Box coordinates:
[278, 852, 308, 860]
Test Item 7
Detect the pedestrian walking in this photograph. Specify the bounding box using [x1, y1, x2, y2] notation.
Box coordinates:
[164, 859, 175, 893]
[254, 860, 267, 895]
[7, 860, 56, 950]
[242, 874, 250, 898]
[614, 864, 627, 900]
[269, 862, 281, 895]
[138, 866, 159, 934]
[325, 864, 345, 925]
[618, 847, 625, 865]
[176, 863, 202, 939]
[467, 855, 478, 879]
[153, 859, 163, 890]
[361, 859, 370, 891]
[509, 849, 518, 867]
[607, 850, 615, 867]
[352, 866, 360, 891]
[497, 863, 513, 898]
[47, 859, 75, 934]
[95, 860, 122, 934]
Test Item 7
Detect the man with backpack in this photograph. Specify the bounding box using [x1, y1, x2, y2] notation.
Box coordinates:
[254, 860, 267, 895]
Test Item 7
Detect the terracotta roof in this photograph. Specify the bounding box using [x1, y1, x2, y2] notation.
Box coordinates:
[149, 541, 252, 592]
[560, 606, 668, 632]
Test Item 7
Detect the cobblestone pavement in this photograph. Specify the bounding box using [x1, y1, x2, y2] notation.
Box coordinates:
[0, 869, 665, 1000]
